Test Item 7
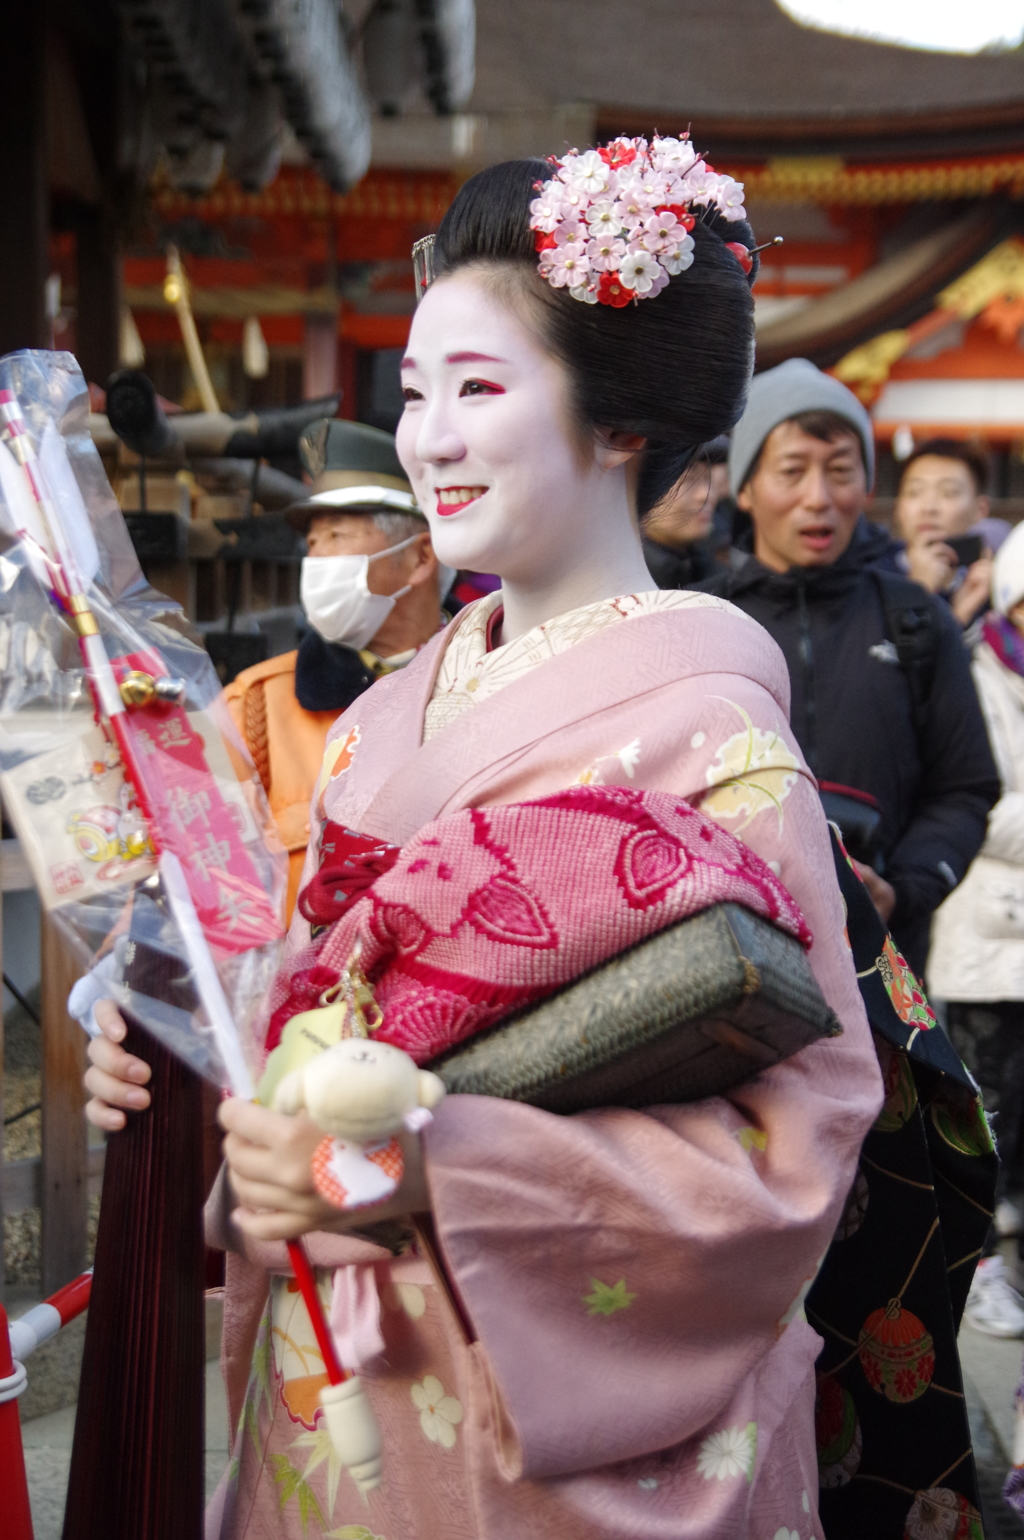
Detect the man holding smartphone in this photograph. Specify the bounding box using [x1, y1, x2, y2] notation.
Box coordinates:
[895, 439, 995, 627]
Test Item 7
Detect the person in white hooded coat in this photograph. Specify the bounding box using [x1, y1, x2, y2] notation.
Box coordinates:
[929, 520, 1024, 1333]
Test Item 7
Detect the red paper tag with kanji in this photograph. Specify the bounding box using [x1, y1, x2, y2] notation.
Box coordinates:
[111, 651, 281, 954]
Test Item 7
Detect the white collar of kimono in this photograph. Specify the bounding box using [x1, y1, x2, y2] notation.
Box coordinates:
[423, 588, 723, 743]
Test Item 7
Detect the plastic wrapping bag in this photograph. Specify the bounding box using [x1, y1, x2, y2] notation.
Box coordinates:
[0, 350, 286, 1094]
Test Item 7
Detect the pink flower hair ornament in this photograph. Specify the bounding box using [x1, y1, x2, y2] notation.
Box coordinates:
[529, 135, 754, 307]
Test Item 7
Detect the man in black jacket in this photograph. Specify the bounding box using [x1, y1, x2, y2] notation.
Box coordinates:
[698, 359, 999, 976]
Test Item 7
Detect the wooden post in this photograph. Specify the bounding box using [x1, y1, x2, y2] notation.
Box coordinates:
[73, 37, 122, 389]
[40, 916, 87, 1295]
[76, 207, 122, 390]
[0, 8, 48, 353]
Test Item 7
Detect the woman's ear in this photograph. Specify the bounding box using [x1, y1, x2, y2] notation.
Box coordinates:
[594, 430, 647, 472]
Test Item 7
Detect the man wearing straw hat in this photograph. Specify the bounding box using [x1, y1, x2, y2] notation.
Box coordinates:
[226, 418, 453, 920]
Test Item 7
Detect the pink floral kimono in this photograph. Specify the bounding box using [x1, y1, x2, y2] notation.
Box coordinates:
[207, 590, 882, 1540]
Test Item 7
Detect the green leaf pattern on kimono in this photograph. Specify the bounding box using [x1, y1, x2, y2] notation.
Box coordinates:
[583, 1278, 636, 1316]
[251, 1307, 276, 1421]
[270, 1453, 327, 1535]
[236, 1307, 277, 1467]
[292, 1425, 344, 1517]
[243, 1398, 261, 1460]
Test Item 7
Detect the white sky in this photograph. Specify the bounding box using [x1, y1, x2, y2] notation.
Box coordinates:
[775, 0, 1024, 53]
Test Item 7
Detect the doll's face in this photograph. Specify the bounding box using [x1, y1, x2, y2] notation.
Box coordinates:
[396, 270, 596, 581]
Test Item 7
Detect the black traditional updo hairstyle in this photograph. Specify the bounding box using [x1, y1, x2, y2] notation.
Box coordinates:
[432, 157, 759, 515]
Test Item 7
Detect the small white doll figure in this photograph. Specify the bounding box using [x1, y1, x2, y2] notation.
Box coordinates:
[272, 1037, 446, 1210]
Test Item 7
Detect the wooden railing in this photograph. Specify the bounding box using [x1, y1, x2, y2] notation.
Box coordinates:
[1, 837, 94, 1299]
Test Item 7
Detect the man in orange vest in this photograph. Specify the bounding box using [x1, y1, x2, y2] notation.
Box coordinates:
[225, 419, 451, 920]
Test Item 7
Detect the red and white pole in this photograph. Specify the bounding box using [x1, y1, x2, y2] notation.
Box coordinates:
[0, 1271, 93, 1540]
[8, 1271, 92, 1361]
[0, 1299, 34, 1540]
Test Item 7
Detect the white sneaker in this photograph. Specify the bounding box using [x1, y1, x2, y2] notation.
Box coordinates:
[965, 1255, 1024, 1338]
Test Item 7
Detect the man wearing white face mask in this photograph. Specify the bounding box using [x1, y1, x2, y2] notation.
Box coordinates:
[225, 418, 453, 920]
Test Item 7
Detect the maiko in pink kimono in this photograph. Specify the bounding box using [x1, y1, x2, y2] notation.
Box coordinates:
[90, 140, 883, 1539]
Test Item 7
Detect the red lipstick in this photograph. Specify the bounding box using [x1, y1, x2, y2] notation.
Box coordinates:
[436, 486, 487, 516]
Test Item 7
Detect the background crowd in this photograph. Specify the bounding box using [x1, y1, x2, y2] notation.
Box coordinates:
[640, 362, 1024, 1343]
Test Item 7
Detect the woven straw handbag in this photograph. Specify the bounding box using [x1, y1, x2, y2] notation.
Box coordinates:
[431, 902, 842, 1112]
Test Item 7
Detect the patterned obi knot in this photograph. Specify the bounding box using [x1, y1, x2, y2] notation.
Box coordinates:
[298, 822, 401, 926]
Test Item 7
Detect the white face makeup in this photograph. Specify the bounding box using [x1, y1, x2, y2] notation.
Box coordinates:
[396, 271, 598, 583]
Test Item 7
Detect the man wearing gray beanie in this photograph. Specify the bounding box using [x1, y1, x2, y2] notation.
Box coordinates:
[728, 358, 876, 510]
[699, 358, 998, 977]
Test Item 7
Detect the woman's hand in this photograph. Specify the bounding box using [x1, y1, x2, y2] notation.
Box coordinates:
[83, 999, 152, 1131]
[219, 1098, 431, 1243]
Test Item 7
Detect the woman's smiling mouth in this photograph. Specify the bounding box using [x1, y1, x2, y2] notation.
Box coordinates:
[436, 486, 488, 515]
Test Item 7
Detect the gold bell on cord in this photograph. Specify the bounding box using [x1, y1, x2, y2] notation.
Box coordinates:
[256, 944, 382, 1106]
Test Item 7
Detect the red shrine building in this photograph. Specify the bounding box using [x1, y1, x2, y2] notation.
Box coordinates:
[11, 1, 1024, 529]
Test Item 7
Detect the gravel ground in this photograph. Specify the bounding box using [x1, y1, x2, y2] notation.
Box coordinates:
[4, 992, 44, 1289]
[4, 995, 99, 1420]
[3, 995, 101, 1291]
[3, 995, 42, 1159]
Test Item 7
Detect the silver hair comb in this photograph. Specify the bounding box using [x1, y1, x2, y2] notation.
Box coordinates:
[412, 236, 436, 304]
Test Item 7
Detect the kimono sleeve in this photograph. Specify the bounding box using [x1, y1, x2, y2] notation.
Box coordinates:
[425, 701, 881, 1481]
[426, 1007, 879, 1481]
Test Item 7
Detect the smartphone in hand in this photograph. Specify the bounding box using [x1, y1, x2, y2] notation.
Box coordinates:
[946, 533, 984, 567]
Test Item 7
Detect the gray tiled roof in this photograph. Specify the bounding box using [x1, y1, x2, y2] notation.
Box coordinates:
[468, 0, 1024, 125]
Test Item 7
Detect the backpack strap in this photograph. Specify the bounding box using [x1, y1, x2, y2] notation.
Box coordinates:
[868, 568, 939, 738]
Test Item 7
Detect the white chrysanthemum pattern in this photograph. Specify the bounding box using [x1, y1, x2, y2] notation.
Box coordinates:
[696, 1421, 758, 1482]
